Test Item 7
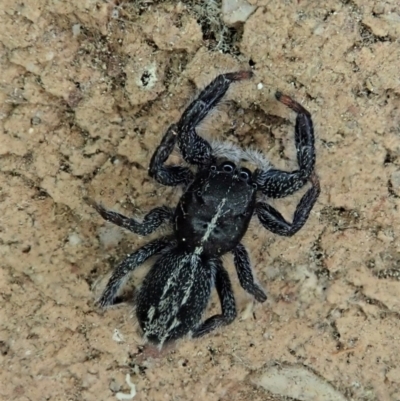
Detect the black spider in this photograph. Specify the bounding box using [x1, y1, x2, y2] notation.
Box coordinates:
[87, 71, 320, 346]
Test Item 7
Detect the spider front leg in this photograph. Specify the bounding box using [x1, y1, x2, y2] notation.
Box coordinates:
[192, 258, 237, 338]
[98, 237, 173, 307]
[176, 71, 253, 167]
[148, 125, 194, 186]
[85, 197, 174, 236]
[233, 243, 267, 302]
[255, 92, 316, 198]
[256, 172, 320, 237]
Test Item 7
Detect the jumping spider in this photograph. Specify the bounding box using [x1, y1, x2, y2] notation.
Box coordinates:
[88, 71, 320, 346]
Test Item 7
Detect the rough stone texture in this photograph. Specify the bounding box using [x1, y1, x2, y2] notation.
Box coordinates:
[1, 1, 400, 401]
[221, 0, 256, 26]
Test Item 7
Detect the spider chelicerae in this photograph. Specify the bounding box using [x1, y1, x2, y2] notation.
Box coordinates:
[87, 70, 320, 346]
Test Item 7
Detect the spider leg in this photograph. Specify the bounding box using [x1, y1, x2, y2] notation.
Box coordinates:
[98, 236, 173, 307]
[233, 243, 267, 302]
[256, 172, 320, 236]
[149, 124, 194, 186]
[85, 198, 174, 236]
[192, 258, 237, 338]
[176, 71, 253, 167]
[255, 92, 316, 198]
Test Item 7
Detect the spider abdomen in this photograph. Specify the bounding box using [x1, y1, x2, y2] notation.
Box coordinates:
[136, 249, 213, 344]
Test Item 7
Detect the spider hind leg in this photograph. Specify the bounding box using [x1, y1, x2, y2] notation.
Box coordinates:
[192, 258, 237, 338]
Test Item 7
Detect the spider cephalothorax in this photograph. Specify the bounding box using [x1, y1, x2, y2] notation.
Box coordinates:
[88, 71, 320, 346]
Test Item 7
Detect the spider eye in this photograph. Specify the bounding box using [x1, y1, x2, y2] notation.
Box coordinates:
[239, 169, 251, 182]
[210, 165, 217, 171]
[222, 162, 235, 173]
